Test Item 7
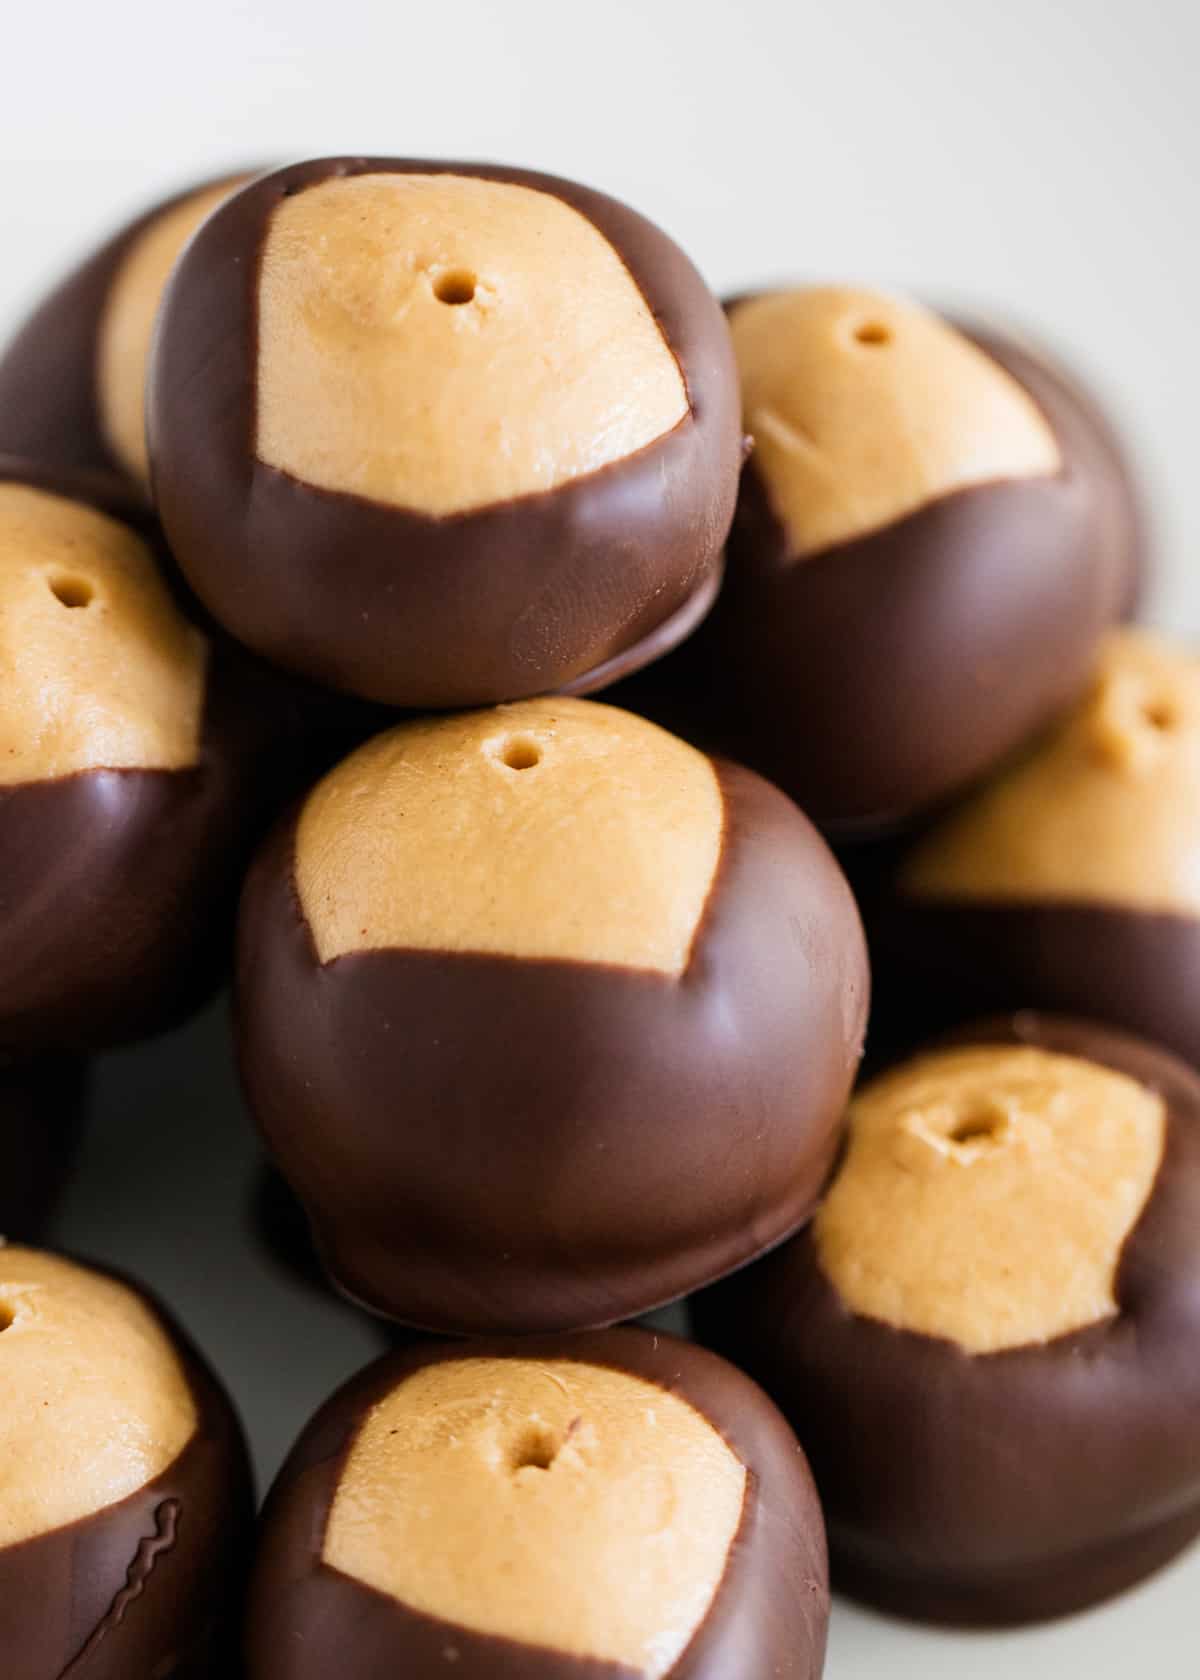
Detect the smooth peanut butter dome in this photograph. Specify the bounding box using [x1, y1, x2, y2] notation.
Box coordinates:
[97, 177, 250, 487]
[729, 285, 1061, 557]
[0, 1246, 197, 1545]
[902, 630, 1200, 913]
[816, 1043, 1165, 1353]
[0, 481, 206, 783]
[256, 173, 688, 514]
[295, 697, 723, 973]
[324, 1357, 746, 1676]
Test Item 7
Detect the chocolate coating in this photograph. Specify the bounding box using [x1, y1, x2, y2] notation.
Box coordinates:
[0, 1057, 86, 1239]
[693, 1014, 1200, 1625]
[245, 1329, 828, 1680]
[617, 307, 1133, 838]
[148, 156, 741, 709]
[0, 457, 296, 1054]
[0, 172, 252, 488]
[0, 1260, 253, 1677]
[236, 757, 868, 1333]
[967, 321, 1147, 623]
[875, 897, 1200, 1072]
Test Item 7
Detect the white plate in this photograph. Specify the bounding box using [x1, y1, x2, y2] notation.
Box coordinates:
[56, 1001, 1200, 1677]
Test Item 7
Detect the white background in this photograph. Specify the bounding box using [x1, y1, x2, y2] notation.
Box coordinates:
[4, 1, 1198, 1674]
[4, 0, 1198, 624]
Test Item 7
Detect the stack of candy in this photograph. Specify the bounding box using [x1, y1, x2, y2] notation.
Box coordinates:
[0, 155, 1196, 1679]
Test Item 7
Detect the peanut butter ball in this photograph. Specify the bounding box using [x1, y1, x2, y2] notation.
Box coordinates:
[884, 629, 1200, 1063]
[236, 696, 868, 1333]
[694, 1014, 1200, 1625]
[245, 1330, 828, 1680]
[0, 457, 279, 1053]
[148, 157, 741, 708]
[620, 288, 1139, 836]
[0, 1245, 252, 1676]
[0, 171, 255, 491]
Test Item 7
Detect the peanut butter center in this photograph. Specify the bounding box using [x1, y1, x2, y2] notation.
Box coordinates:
[295, 698, 723, 974]
[98, 177, 250, 486]
[816, 1044, 1165, 1353]
[902, 631, 1200, 913]
[323, 1357, 746, 1674]
[730, 286, 1061, 558]
[255, 172, 688, 515]
[0, 1246, 197, 1544]
[0, 483, 206, 783]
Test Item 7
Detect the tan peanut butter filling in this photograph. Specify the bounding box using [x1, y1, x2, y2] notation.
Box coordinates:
[0, 483, 206, 784]
[729, 285, 1061, 558]
[97, 177, 251, 486]
[816, 1044, 1165, 1353]
[0, 1246, 197, 1544]
[323, 1357, 746, 1675]
[295, 697, 723, 973]
[254, 172, 689, 515]
[902, 631, 1200, 913]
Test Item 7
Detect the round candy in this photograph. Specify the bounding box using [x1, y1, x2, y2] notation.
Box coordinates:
[0, 1246, 252, 1676]
[148, 157, 741, 708]
[694, 1014, 1200, 1625]
[237, 696, 868, 1333]
[0, 457, 274, 1053]
[884, 629, 1200, 1064]
[622, 286, 1137, 836]
[245, 1329, 828, 1680]
[0, 171, 255, 491]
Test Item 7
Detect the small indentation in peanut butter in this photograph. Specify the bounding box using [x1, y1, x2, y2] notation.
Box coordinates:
[852, 319, 891, 347]
[1143, 698, 1177, 733]
[47, 573, 95, 610]
[510, 1420, 562, 1472]
[896, 1094, 1016, 1169]
[496, 734, 543, 772]
[433, 267, 478, 306]
[1086, 666, 1178, 776]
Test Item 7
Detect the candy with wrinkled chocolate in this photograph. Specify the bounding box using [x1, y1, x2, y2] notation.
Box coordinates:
[0, 1245, 253, 1676]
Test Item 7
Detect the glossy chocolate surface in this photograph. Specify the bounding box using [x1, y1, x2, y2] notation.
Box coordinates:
[149, 157, 741, 709]
[876, 897, 1200, 1073]
[0, 458, 296, 1054]
[236, 759, 868, 1333]
[966, 321, 1147, 623]
[0, 174, 251, 489]
[616, 311, 1132, 838]
[245, 1329, 828, 1679]
[693, 1014, 1200, 1625]
[0, 1264, 254, 1677]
